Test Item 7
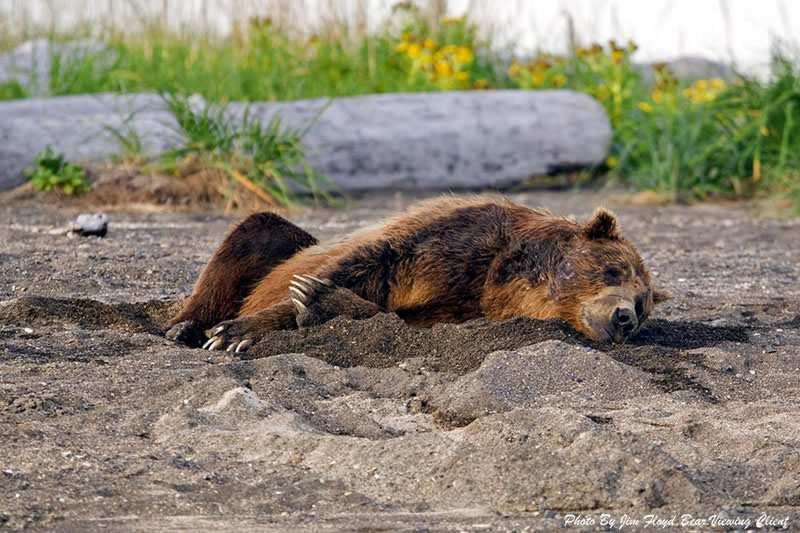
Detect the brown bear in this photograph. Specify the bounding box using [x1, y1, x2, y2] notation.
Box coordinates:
[167, 195, 669, 352]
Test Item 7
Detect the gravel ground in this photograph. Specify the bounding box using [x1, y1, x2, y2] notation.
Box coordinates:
[1, 189, 800, 531]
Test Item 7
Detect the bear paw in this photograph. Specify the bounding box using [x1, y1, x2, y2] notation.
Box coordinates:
[166, 320, 207, 348]
[201, 318, 257, 353]
[289, 274, 382, 328]
[289, 274, 335, 327]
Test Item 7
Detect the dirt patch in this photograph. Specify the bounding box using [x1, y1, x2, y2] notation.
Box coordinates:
[2, 190, 800, 530]
[0, 164, 286, 213]
[0, 295, 179, 335]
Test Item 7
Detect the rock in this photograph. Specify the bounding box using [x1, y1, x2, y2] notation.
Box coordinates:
[637, 55, 732, 82]
[0, 90, 611, 192]
[0, 38, 115, 96]
[71, 213, 108, 237]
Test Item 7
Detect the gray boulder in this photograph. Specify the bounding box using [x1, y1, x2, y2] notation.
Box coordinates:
[637, 55, 733, 82]
[0, 90, 611, 192]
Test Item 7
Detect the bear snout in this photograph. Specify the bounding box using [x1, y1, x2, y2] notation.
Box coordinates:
[611, 306, 638, 338]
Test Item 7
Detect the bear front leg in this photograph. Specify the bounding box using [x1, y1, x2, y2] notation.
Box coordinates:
[202, 299, 298, 352]
[289, 274, 383, 328]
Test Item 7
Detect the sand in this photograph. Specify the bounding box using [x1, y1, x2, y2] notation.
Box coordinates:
[1, 190, 799, 531]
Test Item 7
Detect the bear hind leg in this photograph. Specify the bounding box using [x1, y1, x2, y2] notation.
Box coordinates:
[167, 212, 318, 346]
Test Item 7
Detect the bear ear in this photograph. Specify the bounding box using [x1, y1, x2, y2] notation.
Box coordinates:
[652, 288, 671, 304]
[584, 208, 619, 240]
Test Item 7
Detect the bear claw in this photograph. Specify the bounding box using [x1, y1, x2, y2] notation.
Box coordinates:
[203, 336, 225, 350]
[289, 274, 330, 311]
[203, 335, 251, 353]
[225, 339, 251, 352]
[235, 339, 251, 352]
[292, 273, 329, 286]
[291, 297, 307, 312]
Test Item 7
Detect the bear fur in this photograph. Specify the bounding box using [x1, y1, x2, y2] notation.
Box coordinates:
[167, 195, 669, 351]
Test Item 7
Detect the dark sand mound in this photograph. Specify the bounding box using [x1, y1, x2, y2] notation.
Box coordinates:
[2, 192, 800, 530]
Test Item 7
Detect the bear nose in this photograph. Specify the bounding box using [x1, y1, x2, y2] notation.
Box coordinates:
[612, 307, 638, 336]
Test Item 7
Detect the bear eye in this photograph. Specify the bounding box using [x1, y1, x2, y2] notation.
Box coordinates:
[604, 266, 622, 285]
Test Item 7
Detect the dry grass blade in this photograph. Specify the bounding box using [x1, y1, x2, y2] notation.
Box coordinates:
[230, 169, 278, 206]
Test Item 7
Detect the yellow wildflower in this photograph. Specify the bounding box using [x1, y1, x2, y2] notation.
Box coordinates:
[534, 60, 550, 70]
[435, 60, 452, 76]
[508, 62, 522, 77]
[606, 155, 618, 168]
[424, 38, 437, 49]
[612, 50, 624, 64]
[710, 78, 726, 89]
[761, 127, 772, 136]
[532, 72, 545, 85]
[455, 46, 474, 63]
[695, 79, 708, 90]
[553, 74, 567, 87]
[407, 43, 422, 58]
[473, 79, 489, 89]
[683, 87, 705, 103]
[441, 16, 464, 25]
[638, 102, 653, 113]
[395, 42, 409, 53]
[652, 88, 663, 103]
[419, 54, 433, 64]
[455, 71, 469, 81]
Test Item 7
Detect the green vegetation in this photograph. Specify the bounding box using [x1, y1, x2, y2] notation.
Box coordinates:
[159, 93, 336, 206]
[3, 3, 800, 209]
[510, 42, 800, 206]
[24, 147, 89, 195]
[0, 80, 26, 99]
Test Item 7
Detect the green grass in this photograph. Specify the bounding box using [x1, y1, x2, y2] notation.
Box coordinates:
[3, 3, 800, 211]
[511, 41, 800, 208]
[1, 8, 509, 102]
[157, 93, 338, 206]
[615, 49, 800, 205]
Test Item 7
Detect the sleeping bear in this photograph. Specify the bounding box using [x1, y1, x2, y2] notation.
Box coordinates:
[167, 195, 669, 352]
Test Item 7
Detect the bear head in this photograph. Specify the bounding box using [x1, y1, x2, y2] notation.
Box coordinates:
[550, 208, 670, 343]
